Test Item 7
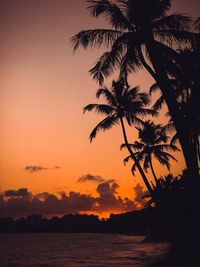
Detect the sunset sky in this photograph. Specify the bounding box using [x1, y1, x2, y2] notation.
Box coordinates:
[0, 0, 199, 218]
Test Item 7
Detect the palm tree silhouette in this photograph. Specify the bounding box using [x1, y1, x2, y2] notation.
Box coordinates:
[71, 0, 198, 175]
[149, 43, 200, 171]
[83, 80, 157, 196]
[121, 121, 179, 185]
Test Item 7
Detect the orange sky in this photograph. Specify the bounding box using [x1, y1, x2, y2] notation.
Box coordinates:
[0, 0, 199, 218]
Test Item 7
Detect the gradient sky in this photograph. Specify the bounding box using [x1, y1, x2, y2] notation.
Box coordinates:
[0, 0, 199, 218]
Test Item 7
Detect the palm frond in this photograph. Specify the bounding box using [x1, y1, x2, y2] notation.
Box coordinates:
[125, 86, 139, 98]
[131, 162, 137, 176]
[120, 143, 125, 150]
[118, 0, 171, 24]
[89, 33, 129, 84]
[131, 141, 144, 150]
[130, 151, 144, 175]
[138, 92, 151, 105]
[96, 88, 116, 106]
[83, 103, 115, 115]
[87, 0, 111, 17]
[161, 151, 177, 161]
[123, 154, 132, 164]
[119, 44, 143, 78]
[155, 144, 180, 152]
[162, 121, 175, 133]
[89, 51, 115, 84]
[120, 141, 144, 151]
[88, 0, 133, 30]
[71, 29, 122, 51]
[193, 17, 200, 32]
[153, 30, 197, 48]
[89, 114, 119, 142]
[154, 149, 177, 169]
[152, 96, 165, 111]
[130, 108, 158, 118]
[120, 143, 129, 150]
[153, 151, 171, 170]
[153, 13, 192, 31]
[170, 133, 179, 145]
[149, 82, 160, 94]
[126, 114, 144, 126]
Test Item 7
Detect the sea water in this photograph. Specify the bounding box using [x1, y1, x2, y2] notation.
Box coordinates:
[0, 233, 169, 267]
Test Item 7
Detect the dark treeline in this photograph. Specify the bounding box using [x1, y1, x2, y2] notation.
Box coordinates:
[0, 211, 162, 234]
[1, 203, 199, 238]
[0, 214, 100, 234]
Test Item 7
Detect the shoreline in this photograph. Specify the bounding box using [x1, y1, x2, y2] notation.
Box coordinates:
[149, 230, 200, 267]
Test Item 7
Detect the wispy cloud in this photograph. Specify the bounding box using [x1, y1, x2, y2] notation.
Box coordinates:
[54, 166, 61, 170]
[24, 165, 61, 173]
[25, 166, 48, 173]
[77, 173, 105, 183]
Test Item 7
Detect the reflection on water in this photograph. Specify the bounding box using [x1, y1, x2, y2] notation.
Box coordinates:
[0, 233, 169, 267]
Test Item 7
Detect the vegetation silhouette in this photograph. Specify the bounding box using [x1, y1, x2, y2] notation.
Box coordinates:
[71, 0, 199, 177]
[121, 120, 179, 185]
[83, 80, 157, 197]
[149, 43, 200, 167]
[71, 1, 200, 265]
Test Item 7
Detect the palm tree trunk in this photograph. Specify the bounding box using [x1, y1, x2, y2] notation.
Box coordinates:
[137, 46, 157, 81]
[145, 41, 199, 178]
[119, 117, 155, 197]
[149, 158, 158, 185]
[196, 135, 200, 174]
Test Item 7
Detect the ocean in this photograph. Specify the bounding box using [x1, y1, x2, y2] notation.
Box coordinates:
[0, 233, 169, 267]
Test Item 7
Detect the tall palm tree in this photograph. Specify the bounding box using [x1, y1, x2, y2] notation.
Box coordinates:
[83, 80, 157, 196]
[121, 121, 179, 185]
[149, 44, 200, 172]
[71, 0, 198, 176]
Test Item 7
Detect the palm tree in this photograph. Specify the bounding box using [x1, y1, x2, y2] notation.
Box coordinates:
[83, 80, 157, 196]
[121, 121, 179, 185]
[149, 44, 200, 172]
[71, 0, 198, 176]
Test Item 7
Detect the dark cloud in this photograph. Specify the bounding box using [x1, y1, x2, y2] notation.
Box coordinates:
[25, 165, 61, 173]
[134, 183, 148, 208]
[54, 166, 61, 170]
[77, 173, 105, 183]
[0, 189, 96, 218]
[0, 180, 149, 218]
[25, 166, 48, 173]
[0, 181, 139, 218]
[96, 181, 123, 210]
[4, 188, 30, 197]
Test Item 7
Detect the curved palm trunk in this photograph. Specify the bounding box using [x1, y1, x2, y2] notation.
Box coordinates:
[137, 46, 157, 81]
[119, 117, 155, 197]
[196, 136, 200, 166]
[149, 157, 159, 186]
[145, 41, 199, 178]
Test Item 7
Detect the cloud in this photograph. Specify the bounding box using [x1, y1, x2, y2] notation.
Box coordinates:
[77, 173, 105, 183]
[54, 166, 61, 170]
[96, 181, 122, 210]
[25, 165, 61, 173]
[0, 178, 151, 218]
[0, 181, 138, 218]
[4, 188, 30, 197]
[134, 183, 148, 207]
[25, 166, 48, 173]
